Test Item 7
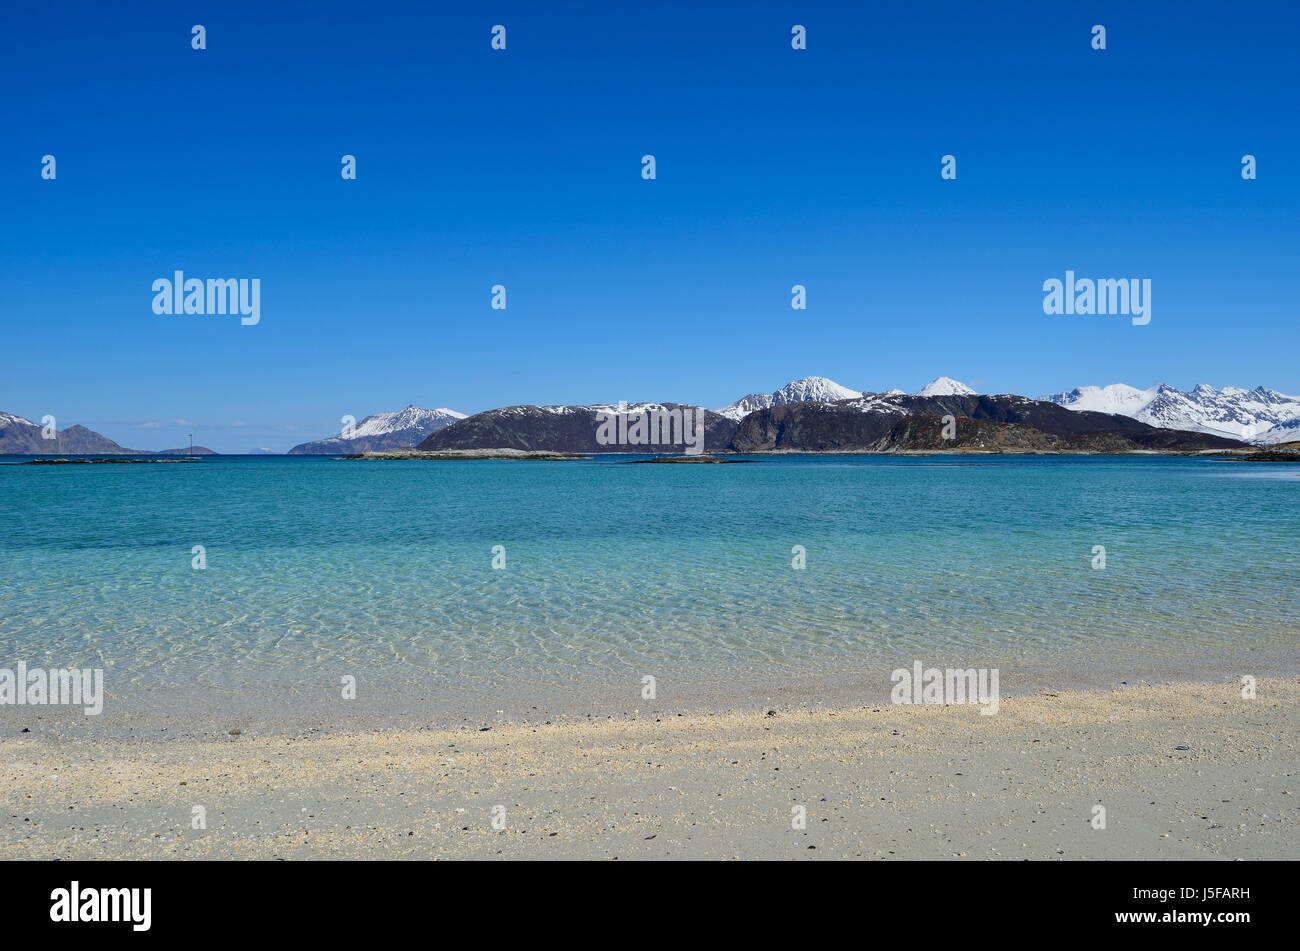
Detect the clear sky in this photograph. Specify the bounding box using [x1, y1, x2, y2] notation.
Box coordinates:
[2, 1, 1296, 452]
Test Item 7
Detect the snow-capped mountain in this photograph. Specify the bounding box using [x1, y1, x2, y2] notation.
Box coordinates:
[349, 405, 466, 439]
[287, 405, 467, 454]
[914, 377, 977, 397]
[716, 376, 864, 420]
[0, 411, 32, 429]
[0, 410, 140, 454]
[1042, 384, 1300, 445]
[1040, 383, 1152, 417]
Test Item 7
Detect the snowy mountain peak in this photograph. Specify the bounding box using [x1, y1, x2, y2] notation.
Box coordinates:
[1044, 383, 1300, 445]
[0, 411, 37, 428]
[716, 376, 863, 420]
[288, 404, 467, 453]
[349, 405, 467, 439]
[914, 377, 976, 397]
[773, 376, 864, 404]
[1039, 383, 1150, 415]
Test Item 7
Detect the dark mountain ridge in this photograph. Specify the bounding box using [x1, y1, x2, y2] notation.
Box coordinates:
[422, 393, 1246, 454]
[419, 403, 738, 454]
[0, 415, 141, 454]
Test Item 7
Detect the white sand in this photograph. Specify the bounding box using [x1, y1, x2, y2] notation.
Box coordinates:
[2, 678, 1295, 860]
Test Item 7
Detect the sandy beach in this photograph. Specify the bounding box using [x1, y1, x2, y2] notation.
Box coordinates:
[1, 678, 1295, 860]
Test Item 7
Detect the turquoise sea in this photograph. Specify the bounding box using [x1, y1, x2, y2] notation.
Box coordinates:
[1, 455, 1296, 731]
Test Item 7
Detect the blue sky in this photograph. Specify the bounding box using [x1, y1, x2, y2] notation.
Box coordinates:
[2, 0, 1296, 452]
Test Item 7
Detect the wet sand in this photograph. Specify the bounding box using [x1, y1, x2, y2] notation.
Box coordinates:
[1, 678, 1295, 860]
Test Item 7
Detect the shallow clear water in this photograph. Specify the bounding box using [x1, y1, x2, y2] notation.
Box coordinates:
[1, 455, 1296, 727]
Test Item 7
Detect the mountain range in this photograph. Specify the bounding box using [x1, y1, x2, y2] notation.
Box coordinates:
[1041, 383, 1300, 445]
[0, 412, 140, 454]
[410, 386, 1243, 455]
[724, 391, 1241, 454]
[3, 377, 1297, 454]
[710, 376, 1297, 448]
[713, 375, 979, 420]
